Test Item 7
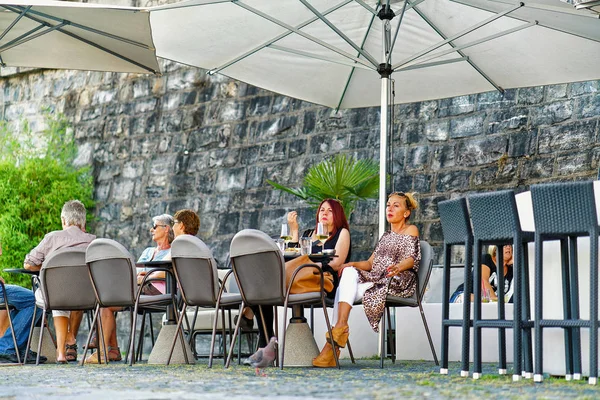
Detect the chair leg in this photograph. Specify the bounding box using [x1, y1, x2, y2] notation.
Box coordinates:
[346, 339, 356, 364]
[440, 244, 451, 374]
[521, 244, 533, 378]
[189, 307, 199, 347]
[560, 238, 574, 379]
[511, 240, 521, 380]
[35, 309, 47, 365]
[97, 309, 108, 364]
[166, 304, 187, 365]
[419, 302, 439, 366]
[472, 241, 483, 379]
[379, 306, 386, 369]
[588, 232, 599, 385]
[80, 305, 100, 366]
[320, 295, 339, 369]
[461, 240, 473, 377]
[23, 303, 39, 365]
[225, 304, 244, 368]
[568, 236, 582, 379]
[128, 303, 140, 366]
[534, 234, 544, 382]
[136, 311, 147, 362]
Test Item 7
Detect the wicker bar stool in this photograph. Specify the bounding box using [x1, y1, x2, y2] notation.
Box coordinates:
[530, 181, 598, 384]
[467, 190, 534, 382]
[438, 197, 473, 377]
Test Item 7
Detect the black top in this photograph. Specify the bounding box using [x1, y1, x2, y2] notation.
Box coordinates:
[300, 228, 351, 299]
[451, 253, 514, 303]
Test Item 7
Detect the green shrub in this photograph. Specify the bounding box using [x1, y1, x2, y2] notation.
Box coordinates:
[0, 113, 94, 287]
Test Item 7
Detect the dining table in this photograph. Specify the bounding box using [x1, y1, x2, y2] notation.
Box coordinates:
[282, 251, 336, 367]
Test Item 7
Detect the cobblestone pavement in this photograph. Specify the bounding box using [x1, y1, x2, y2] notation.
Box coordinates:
[1, 359, 600, 399]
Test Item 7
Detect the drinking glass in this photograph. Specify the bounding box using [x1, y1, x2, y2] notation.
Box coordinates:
[280, 223, 291, 250]
[300, 237, 312, 255]
[315, 223, 328, 248]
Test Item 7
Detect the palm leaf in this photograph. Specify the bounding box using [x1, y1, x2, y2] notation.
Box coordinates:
[267, 154, 379, 219]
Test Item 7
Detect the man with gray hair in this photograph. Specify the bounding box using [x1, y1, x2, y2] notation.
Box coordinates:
[24, 199, 96, 363]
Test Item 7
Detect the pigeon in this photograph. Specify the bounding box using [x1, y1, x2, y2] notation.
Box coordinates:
[244, 337, 278, 376]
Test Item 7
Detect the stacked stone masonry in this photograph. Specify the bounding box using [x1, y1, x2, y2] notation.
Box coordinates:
[1, 61, 598, 265]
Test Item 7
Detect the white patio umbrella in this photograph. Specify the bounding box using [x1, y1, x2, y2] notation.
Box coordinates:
[0, 0, 159, 74]
[150, 0, 600, 235]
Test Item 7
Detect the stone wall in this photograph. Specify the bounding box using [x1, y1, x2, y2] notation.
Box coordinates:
[1, 62, 599, 264]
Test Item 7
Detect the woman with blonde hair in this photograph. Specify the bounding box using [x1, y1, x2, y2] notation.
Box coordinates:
[313, 192, 421, 367]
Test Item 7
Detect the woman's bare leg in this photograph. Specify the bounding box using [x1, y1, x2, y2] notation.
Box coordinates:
[335, 302, 351, 328]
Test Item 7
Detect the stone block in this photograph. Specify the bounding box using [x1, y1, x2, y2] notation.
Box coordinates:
[158, 111, 182, 134]
[259, 141, 287, 162]
[245, 166, 264, 189]
[530, 101, 573, 126]
[424, 120, 449, 142]
[215, 168, 246, 192]
[413, 174, 433, 193]
[309, 133, 349, 154]
[556, 152, 591, 176]
[240, 210, 260, 229]
[508, 130, 536, 157]
[406, 146, 429, 171]
[418, 100, 438, 121]
[247, 96, 272, 116]
[239, 145, 260, 166]
[145, 186, 164, 198]
[546, 84, 568, 101]
[393, 174, 413, 194]
[132, 79, 151, 98]
[394, 102, 420, 120]
[303, 111, 316, 134]
[575, 94, 600, 119]
[220, 100, 246, 121]
[403, 121, 424, 144]
[134, 98, 158, 114]
[122, 160, 145, 179]
[435, 170, 471, 192]
[217, 212, 240, 235]
[568, 81, 598, 97]
[169, 174, 196, 198]
[98, 164, 121, 181]
[476, 89, 516, 110]
[456, 136, 506, 167]
[487, 108, 528, 134]
[517, 86, 544, 105]
[538, 119, 596, 154]
[186, 153, 209, 172]
[272, 96, 302, 113]
[112, 180, 135, 202]
[520, 157, 554, 179]
[188, 125, 230, 150]
[438, 95, 476, 117]
[149, 155, 176, 176]
[208, 148, 239, 168]
[129, 112, 157, 135]
[288, 139, 307, 158]
[449, 113, 485, 138]
[431, 144, 456, 171]
[472, 161, 518, 187]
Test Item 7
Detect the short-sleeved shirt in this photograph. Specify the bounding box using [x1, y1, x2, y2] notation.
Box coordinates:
[137, 247, 171, 294]
[24, 226, 96, 267]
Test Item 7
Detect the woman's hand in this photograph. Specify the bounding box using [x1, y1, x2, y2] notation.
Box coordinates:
[386, 264, 401, 278]
[137, 271, 147, 285]
[287, 211, 299, 231]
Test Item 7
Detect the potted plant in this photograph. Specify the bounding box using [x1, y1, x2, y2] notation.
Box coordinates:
[267, 154, 380, 218]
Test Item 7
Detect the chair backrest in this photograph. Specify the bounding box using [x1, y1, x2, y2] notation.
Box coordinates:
[171, 235, 219, 306]
[468, 190, 522, 241]
[417, 240, 434, 302]
[40, 247, 96, 311]
[85, 238, 137, 307]
[531, 181, 599, 236]
[229, 229, 285, 305]
[438, 198, 472, 245]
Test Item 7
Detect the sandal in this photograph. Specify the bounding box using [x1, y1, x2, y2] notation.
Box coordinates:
[65, 343, 78, 362]
[108, 346, 122, 362]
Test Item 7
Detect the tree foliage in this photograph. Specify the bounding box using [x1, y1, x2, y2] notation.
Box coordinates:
[0, 113, 94, 287]
[267, 154, 380, 218]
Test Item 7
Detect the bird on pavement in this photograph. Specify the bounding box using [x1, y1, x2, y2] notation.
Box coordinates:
[244, 337, 277, 376]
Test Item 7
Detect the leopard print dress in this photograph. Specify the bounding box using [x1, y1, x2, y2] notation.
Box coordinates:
[358, 231, 421, 332]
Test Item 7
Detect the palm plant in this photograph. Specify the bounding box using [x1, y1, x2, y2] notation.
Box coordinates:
[267, 154, 380, 218]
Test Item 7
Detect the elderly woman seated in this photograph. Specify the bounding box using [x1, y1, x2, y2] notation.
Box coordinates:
[86, 210, 199, 363]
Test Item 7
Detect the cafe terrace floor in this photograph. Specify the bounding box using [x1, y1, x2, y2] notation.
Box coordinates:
[1, 359, 600, 399]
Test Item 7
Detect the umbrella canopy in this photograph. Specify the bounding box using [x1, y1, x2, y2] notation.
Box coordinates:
[150, 0, 600, 109]
[150, 0, 600, 235]
[0, 0, 159, 74]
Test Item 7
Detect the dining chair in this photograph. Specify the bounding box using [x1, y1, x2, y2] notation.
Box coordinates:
[530, 181, 598, 384]
[24, 247, 97, 365]
[168, 234, 242, 366]
[468, 190, 534, 381]
[438, 197, 473, 377]
[224, 229, 337, 370]
[83, 238, 177, 365]
[0, 282, 21, 364]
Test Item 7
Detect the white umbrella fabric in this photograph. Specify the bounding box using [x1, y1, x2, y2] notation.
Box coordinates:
[0, 0, 159, 74]
[150, 0, 600, 237]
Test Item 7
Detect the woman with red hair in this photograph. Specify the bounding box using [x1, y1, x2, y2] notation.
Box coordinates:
[288, 198, 351, 296]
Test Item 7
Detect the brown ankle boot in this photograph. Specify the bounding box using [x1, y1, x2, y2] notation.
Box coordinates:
[312, 345, 341, 368]
[325, 326, 349, 348]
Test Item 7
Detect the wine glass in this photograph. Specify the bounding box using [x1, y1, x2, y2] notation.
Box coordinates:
[315, 222, 328, 249]
[280, 223, 291, 250]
